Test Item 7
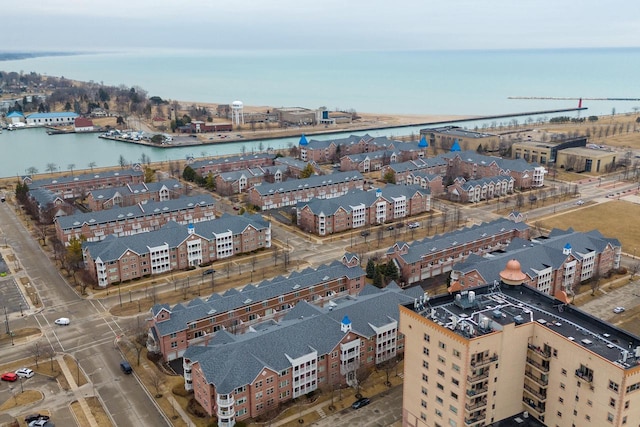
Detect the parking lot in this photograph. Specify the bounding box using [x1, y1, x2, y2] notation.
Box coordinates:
[0, 276, 29, 316]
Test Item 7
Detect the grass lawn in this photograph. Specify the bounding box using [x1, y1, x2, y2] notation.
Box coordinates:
[537, 200, 640, 252]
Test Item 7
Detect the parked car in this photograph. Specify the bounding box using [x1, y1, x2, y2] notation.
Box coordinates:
[576, 200, 584, 205]
[1, 372, 18, 382]
[351, 397, 371, 409]
[396, 222, 404, 228]
[120, 360, 133, 374]
[360, 230, 370, 237]
[16, 368, 35, 378]
[54, 317, 70, 326]
[613, 306, 625, 314]
[202, 269, 216, 276]
[24, 414, 49, 423]
[386, 225, 395, 231]
[408, 222, 420, 229]
[28, 420, 52, 427]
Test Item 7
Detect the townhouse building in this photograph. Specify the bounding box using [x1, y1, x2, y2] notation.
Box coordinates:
[381, 158, 449, 186]
[385, 218, 531, 286]
[27, 187, 76, 221]
[55, 194, 216, 245]
[147, 256, 366, 361]
[400, 259, 640, 427]
[86, 180, 184, 211]
[441, 151, 546, 190]
[82, 213, 271, 287]
[273, 156, 321, 178]
[183, 283, 422, 426]
[215, 165, 287, 196]
[448, 227, 621, 299]
[404, 171, 446, 196]
[299, 134, 423, 163]
[188, 153, 274, 177]
[447, 175, 515, 203]
[296, 185, 431, 236]
[246, 171, 364, 211]
[24, 167, 145, 199]
[339, 150, 398, 173]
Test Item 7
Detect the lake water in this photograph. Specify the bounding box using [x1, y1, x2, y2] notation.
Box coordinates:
[1, 47, 638, 177]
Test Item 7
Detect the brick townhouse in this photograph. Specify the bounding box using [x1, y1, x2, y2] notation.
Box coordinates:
[448, 227, 621, 300]
[82, 213, 271, 287]
[339, 150, 399, 173]
[247, 171, 364, 211]
[182, 282, 422, 426]
[447, 175, 515, 203]
[147, 255, 366, 361]
[386, 218, 531, 286]
[299, 133, 424, 163]
[296, 185, 431, 236]
[86, 179, 184, 211]
[381, 157, 448, 187]
[24, 166, 144, 199]
[215, 165, 288, 196]
[55, 194, 216, 245]
[188, 153, 274, 177]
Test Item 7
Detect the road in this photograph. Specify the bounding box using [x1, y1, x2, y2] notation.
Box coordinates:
[0, 201, 170, 427]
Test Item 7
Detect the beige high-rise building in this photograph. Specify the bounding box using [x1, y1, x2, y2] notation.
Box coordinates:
[400, 259, 640, 427]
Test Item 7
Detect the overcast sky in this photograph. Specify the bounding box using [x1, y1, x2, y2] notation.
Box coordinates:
[6, 0, 640, 52]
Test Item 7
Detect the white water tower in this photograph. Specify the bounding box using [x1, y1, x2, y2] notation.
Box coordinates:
[231, 100, 244, 125]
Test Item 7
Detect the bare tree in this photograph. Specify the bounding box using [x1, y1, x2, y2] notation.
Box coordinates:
[150, 371, 166, 398]
[128, 316, 148, 366]
[41, 344, 56, 371]
[30, 341, 42, 368]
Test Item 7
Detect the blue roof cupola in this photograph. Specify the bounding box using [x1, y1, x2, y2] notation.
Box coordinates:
[563, 242, 572, 255]
[451, 139, 461, 152]
[341, 315, 352, 333]
[419, 135, 428, 148]
[375, 188, 382, 198]
[299, 134, 309, 146]
[188, 223, 195, 235]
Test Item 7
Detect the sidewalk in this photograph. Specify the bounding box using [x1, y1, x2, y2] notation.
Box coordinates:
[56, 355, 99, 427]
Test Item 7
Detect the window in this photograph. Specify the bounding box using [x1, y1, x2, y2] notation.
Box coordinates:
[557, 411, 562, 418]
[610, 398, 616, 408]
[422, 374, 428, 383]
[437, 383, 444, 391]
[452, 349, 461, 358]
[439, 342, 446, 350]
[436, 396, 443, 404]
[449, 404, 457, 414]
[421, 399, 427, 408]
[561, 368, 567, 376]
[438, 355, 446, 364]
[560, 382, 566, 389]
[559, 397, 564, 403]
[423, 347, 430, 356]
[622, 415, 627, 424]
[609, 380, 619, 392]
[422, 386, 428, 396]
[450, 392, 458, 400]
[624, 400, 629, 409]
[607, 413, 614, 422]
[424, 333, 430, 342]
[586, 415, 591, 421]
[435, 409, 442, 417]
[423, 361, 429, 369]
[587, 399, 592, 407]
[452, 364, 460, 373]
[452, 378, 459, 386]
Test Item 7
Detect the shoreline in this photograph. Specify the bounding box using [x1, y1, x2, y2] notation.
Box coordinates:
[99, 107, 587, 149]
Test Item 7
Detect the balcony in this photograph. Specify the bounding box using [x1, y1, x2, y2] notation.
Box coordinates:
[470, 354, 498, 368]
[522, 397, 545, 415]
[216, 394, 235, 406]
[465, 399, 487, 412]
[524, 383, 547, 401]
[527, 344, 551, 360]
[525, 357, 549, 373]
[575, 370, 593, 383]
[464, 414, 487, 426]
[467, 371, 490, 384]
[466, 386, 488, 397]
[524, 370, 548, 386]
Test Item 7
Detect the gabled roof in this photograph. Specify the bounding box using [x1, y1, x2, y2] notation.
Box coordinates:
[250, 171, 363, 196]
[29, 168, 143, 189]
[190, 153, 274, 170]
[57, 194, 215, 230]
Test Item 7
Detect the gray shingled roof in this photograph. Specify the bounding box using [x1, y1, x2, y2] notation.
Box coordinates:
[387, 218, 529, 264]
[251, 171, 363, 196]
[190, 153, 274, 170]
[151, 261, 365, 337]
[57, 194, 216, 230]
[184, 285, 416, 393]
[83, 213, 269, 262]
[388, 157, 448, 173]
[29, 168, 143, 188]
[89, 179, 182, 200]
[460, 175, 514, 190]
[297, 184, 429, 216]
[442, 150, 541, 172]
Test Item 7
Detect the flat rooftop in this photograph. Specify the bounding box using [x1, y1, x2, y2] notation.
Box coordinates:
[407, 283, 640, 369]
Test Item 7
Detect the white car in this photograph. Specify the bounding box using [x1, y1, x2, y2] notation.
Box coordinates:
[576, 200, 584, 205]
[15, 368, 35, 378]
[408, 222, 420, 229]
[54, 317, 70, 326]
[613, 307, 625, 314]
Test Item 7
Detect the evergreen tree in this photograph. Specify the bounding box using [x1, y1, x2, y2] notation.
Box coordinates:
[373, 267, 383, 288]
[182, 166, 197, 182]
[366, 259, 375, 279]
[385, 261, 399, 282]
